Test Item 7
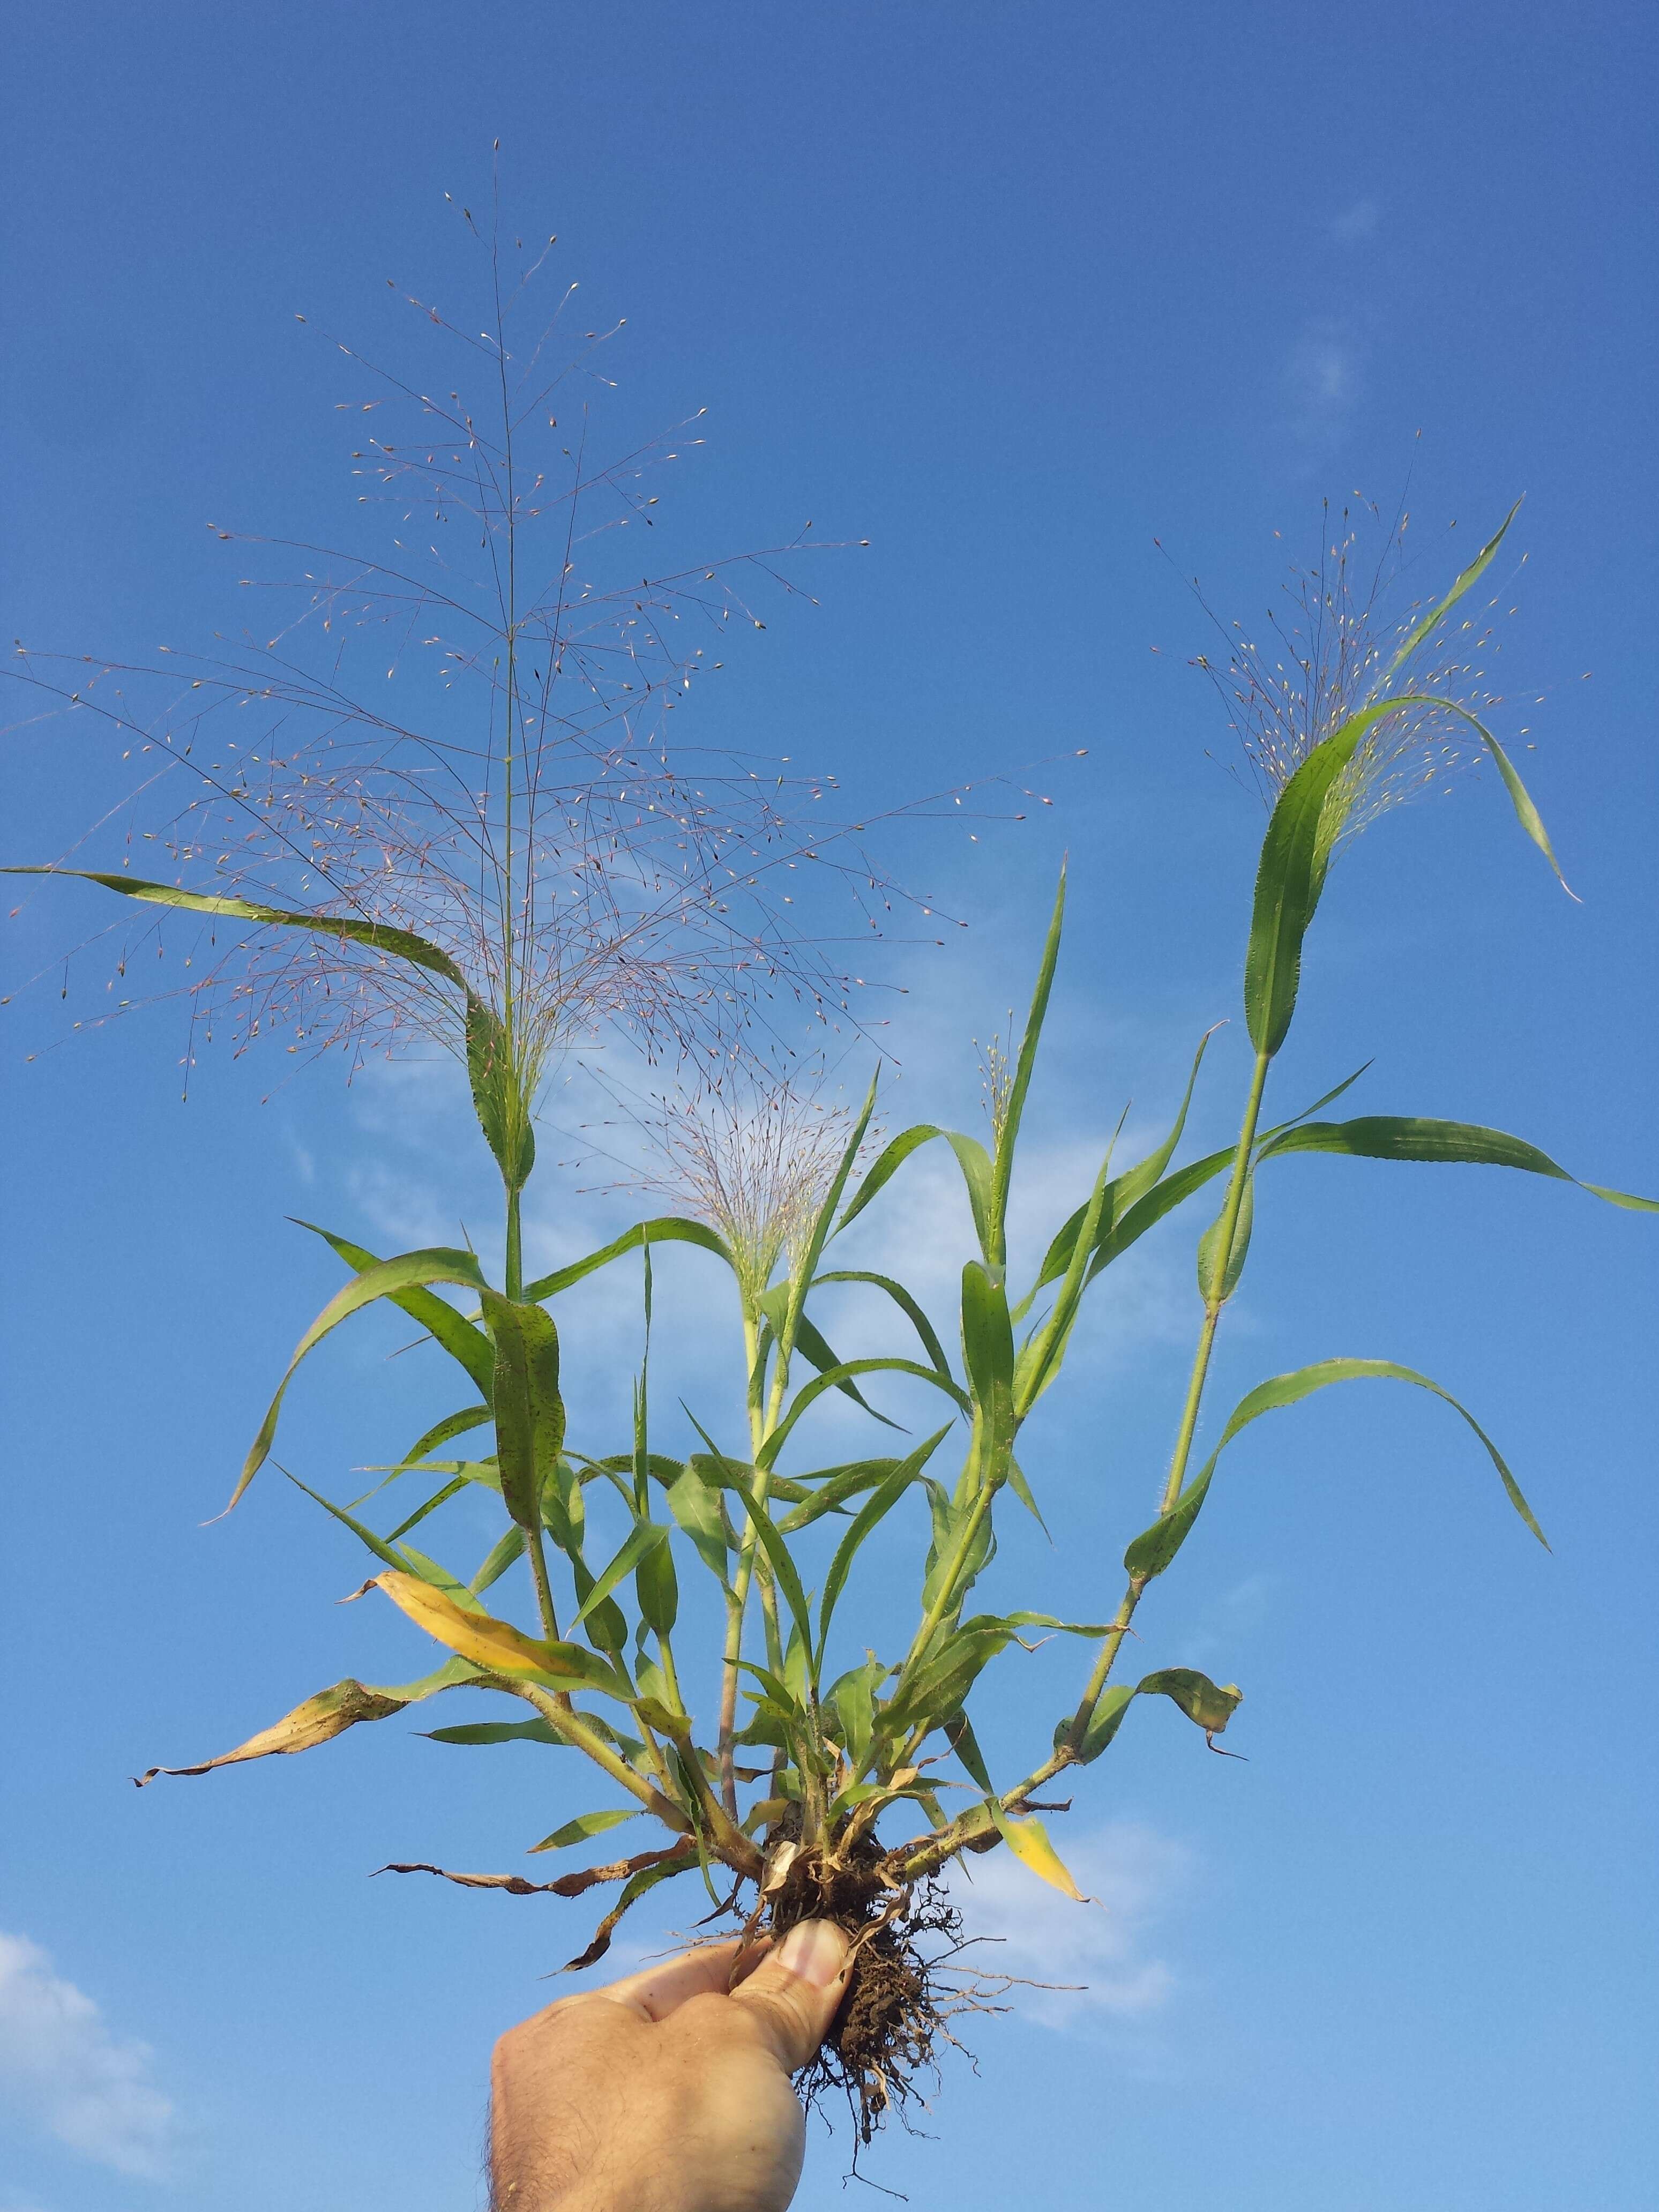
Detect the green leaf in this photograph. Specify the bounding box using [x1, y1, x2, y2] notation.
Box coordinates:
[634, 1525, 679, 1638]
[571, 1520, 667, 1631]
[1065, 1683, 1137, 1765]
[758, 1357, 969, 1471]
[1258, 1116, 1657, 1212]
[1385, 498, 1522, 675]
[470, 1525, 525, 1595]
[1015, 1118, 1124, 1409]
[665, 1463, 730, 1587]
[293, 1222, 496, 1396]
[960, 1261, 1015, 1409]
[423, 1718, 565, 1747]
[945, 1711, 995, 1792]
[466, 997, 534, 1190]
[528, 1807, 642, 1855]
[1083, 1146, 1235, 1287]
[814, 1272, 955, 1382]
[775, 1456, 907, 1533]
[989, 864, 1067, 1261]
[726, 1481, 816, 1667]
[885, 1620, 1013, 1732]
[771, 1073, 880, 1371]
[1, 868, 471, 985]
[1195, 1171, 1254, 1304]
[397, 1404, 493, 1466]
[480, 1291, 566, 1530]
[816, 1428, 953, 1660]
[766, 1297, 903, 1429]
[1137, 1668, 1243, 1740]
[833, 1123, 945, 1234]
[1028, 1025, 1220, 1300]
[1124, 1354, 1548, 1583]
[521, 1217, 734, 1303]
[829, 1660, 881, 1778]
[384, 1477, 468, 1544]
[281, 1469, 432, 1580]
[240, 1247, 491, 1504]
[1244, 693, 1418, 1058]
[1005, 1455, 1049, 1536]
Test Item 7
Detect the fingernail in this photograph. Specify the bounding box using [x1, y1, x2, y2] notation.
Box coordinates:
[776, 1918, 849, 1990]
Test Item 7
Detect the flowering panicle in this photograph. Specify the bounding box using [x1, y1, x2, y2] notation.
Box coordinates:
[1186, 495, 1531, 851]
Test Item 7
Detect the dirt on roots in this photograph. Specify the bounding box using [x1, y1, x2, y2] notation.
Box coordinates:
[764, 1843, 986, 2142]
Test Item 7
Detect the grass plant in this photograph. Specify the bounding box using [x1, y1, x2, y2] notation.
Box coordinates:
[8, 206, 1654, 2143]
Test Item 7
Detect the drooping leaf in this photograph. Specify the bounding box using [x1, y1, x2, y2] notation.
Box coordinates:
[396, 1404, 493, 1466]
[134, 1658, 479, 1783]
[561, 1848, 700, 1971]
[1258, 1116, 1657, 1212]
[816, 1272, 955, 1380]
[1137, 1668, 1243, 1741]
[1, 868, 470, 983]
[373, 1570, 629, 1693]
[758, 1357, 969, 1470]
[756, 1289, 903, 1426]
[833, 1124, 946, 1235]
[1124, 1354, 1548, 1582]
[521, 1217, 734, 1304]
[528, 1807, 642, 1855]
[294, 1222, 498, 1398]
[236, 1245, 489, 1507]
[987, 1801, 1088, 1900]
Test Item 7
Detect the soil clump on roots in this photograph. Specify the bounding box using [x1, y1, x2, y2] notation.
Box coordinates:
[764, 1844, 988, 2142]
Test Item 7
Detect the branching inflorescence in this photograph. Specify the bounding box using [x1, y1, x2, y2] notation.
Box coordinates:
[9, 207, 1656, 2142]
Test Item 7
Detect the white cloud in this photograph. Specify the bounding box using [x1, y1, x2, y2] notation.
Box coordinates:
[0, 1933, 176, 2180]
[1329, 197, 1380, 242]
[944, 1819, 1192, 2028]
[1284, 318, 1366, 460]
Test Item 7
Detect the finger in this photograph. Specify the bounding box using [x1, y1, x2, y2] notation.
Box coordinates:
[726, 1919, 851, 2072]
[595, 1939, 745, 2022]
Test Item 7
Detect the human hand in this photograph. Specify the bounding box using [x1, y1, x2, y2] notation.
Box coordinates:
[490, 1918, 852, 2212]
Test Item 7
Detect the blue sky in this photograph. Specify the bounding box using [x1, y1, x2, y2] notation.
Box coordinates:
[3, 5, 1655, 2209]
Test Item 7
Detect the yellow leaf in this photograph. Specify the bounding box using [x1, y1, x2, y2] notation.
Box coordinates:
[990, 1805, 1089, 1902]
[375, 1571, 559, 1676]
[134, 1679, 405, 1783]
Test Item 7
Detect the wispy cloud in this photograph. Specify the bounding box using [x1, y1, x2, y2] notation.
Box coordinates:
[0, 1933, 177, 2179]
[1329, 197, 1380, 242]
[1284, 317, 1366, 460]
[945, 1819, 1192, 2029]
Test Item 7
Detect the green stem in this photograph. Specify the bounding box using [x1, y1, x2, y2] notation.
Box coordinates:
[505, 1182, 524, 1303]
[1065, 1046, 1272, 1751]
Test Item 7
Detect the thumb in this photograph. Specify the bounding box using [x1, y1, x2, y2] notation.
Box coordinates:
[727, 1918, 851, 2072]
